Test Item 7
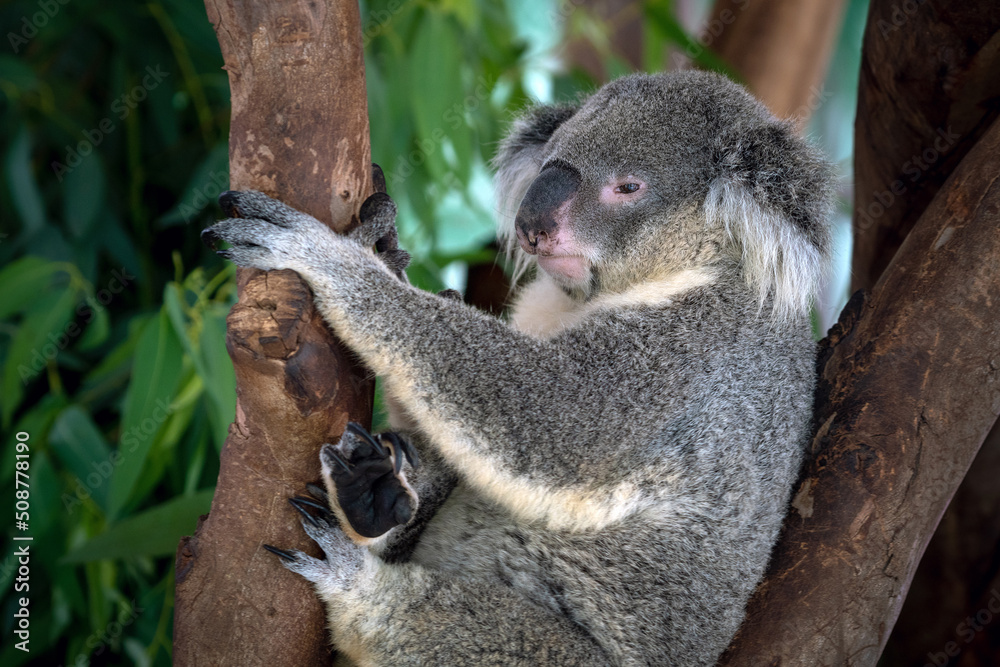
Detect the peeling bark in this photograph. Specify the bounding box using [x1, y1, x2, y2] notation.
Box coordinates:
[173, 1, 373, 664]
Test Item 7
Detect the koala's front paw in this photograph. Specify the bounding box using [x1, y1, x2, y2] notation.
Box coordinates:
[322, 422, 419, 541]
[263, 492, 361, 591]
[202, 190, 334, 273]
[348, 166, 410, 278]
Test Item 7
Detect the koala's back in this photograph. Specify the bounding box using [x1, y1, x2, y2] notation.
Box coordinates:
[406, 273, 815, 665]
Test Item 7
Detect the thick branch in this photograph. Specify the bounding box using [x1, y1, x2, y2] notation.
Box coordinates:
[721, 117, 1000, 666]
[173, 1, 373, 664]
[883, 416, 1000, 665]
[707, 0, 846, 124]
[852, 0, 1000, 291]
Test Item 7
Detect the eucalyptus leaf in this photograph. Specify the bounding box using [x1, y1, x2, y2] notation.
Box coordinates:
[49, 406, 113, 512]
[63, 489, 214, 562]
[107, 310, 184, 518]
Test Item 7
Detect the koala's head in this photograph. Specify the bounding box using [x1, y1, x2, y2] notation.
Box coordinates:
[494, 71, 834, 320]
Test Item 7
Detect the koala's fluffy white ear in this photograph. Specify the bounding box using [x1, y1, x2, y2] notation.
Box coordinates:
[706, 120, 834, 322]
[492, 104, 579, 266]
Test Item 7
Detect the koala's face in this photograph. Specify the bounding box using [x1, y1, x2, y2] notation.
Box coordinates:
[512, 73, 771, 293]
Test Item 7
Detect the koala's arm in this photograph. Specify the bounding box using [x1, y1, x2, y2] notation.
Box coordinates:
[204, 192, 656, 531]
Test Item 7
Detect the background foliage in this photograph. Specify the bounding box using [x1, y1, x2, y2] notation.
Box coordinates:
[0, 0, 864, 664]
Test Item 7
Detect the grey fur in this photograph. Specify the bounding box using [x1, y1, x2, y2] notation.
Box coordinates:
[205, 71, 833, 666]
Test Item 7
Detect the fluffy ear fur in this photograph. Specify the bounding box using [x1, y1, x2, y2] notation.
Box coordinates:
[492, 104, 580, 280]
[706, 120, 834, 322]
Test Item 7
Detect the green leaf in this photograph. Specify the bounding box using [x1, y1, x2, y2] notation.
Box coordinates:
[63, 489, 214, 562]
[1, 287, 80, 426]
[5, 126, 46, 234]
[49, 406, 113, 512]
[107, 310, 185, 518]
[76, 304, 110, 351]
[0, 256, 63, 320]
[199, 306, 236, 450]
[408, 13, 467, 183]
[643, 3, 737, 77]
[63, 157, 107, 238]
[157, 143, 229, 226]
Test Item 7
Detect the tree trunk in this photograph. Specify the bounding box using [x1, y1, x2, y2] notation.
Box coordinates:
[707, 0, 847, 125]
[173, 1, 373, 665]
[852, 1, 1000, 293]
[719, 112, 1000, 666]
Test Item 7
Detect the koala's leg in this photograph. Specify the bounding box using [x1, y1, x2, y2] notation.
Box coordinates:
[268, 503, 609, 667]
[316, 423, 459, 563]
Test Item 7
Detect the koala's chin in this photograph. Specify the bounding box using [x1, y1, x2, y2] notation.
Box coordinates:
[537, 254, 591, 286]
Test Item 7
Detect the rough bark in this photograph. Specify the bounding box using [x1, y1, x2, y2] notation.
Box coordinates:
[173, 1, 373, 665]
[720, 116, 1000, 666]
[852, 0, 1000, 292]
[706, 0, 847, 124]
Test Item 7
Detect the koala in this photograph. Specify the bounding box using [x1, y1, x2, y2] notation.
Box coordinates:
[202, 70, 833, 666]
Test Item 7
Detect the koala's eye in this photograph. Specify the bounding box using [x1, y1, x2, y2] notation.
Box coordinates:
[615, 183, 641, 194]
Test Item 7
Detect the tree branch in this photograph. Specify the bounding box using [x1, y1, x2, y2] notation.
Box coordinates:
[720, 115, 1000, 666]
[852, 0, 1000, 291]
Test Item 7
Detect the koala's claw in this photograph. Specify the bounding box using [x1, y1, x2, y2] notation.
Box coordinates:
[372, 162, 387, 194]
[321, 423, 419, 539]
[262, 544, 297, 561]
[306, 482, 329, 503]
[289, 496, 334, 527]
[380, 430, 420, 473]
[264, 495, 362, 589]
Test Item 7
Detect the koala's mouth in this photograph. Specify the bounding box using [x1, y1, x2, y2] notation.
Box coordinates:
[536, 254, 591, 284]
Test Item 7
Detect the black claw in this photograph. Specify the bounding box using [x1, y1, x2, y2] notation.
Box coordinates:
[380, 432, 405, 475]
[201, 226, 221, 250]
[291, 494, 330, 514]
[372, 163, 387, 194]
[288, 497, 322, 527]
[323, 445, 352, 474]
[382, 431, 420, 470]
[218, 191, 241, 217]
[306, 482, 329, 503]
[263, 544, 297, 561]
[346, 421, 386, 457]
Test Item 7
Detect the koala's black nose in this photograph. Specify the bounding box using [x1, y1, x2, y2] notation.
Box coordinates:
[514, 161, 581, 255]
